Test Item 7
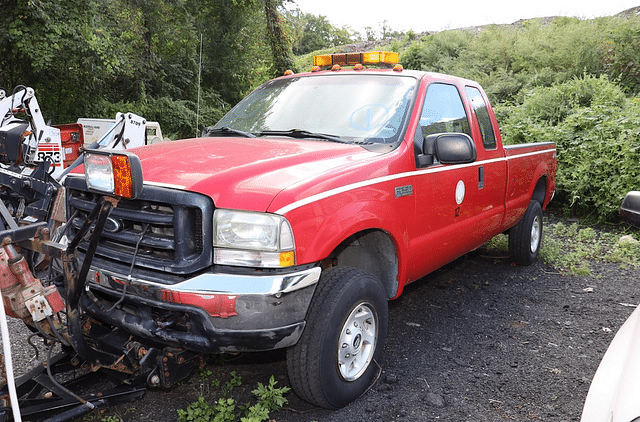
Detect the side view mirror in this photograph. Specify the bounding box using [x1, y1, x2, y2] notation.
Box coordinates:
[416, 133, 477, 167]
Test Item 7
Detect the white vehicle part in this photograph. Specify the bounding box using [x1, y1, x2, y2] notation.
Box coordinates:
[0, 87, 63, 177]
[145, 122, 166, 144]
[35, 112, 146, 179]
[58, 113, 148, 181]
[580, 303, 640, 422]
[96, 112, 147, 150]
[0, 291, 23, 422]
[77, 115, 160, 148]
[76, 118, 116, 146]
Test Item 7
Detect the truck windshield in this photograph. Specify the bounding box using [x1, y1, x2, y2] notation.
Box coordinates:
[213, 74, 417, 145]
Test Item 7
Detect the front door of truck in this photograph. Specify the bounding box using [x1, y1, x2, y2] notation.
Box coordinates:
[406, 81, 505, 281]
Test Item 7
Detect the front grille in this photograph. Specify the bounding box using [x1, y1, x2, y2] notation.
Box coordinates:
[65, 176, 214, 274]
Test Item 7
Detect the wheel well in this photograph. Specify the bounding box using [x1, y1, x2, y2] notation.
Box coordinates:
[324, 230, 398, 299]
[532, 177, 546, 205]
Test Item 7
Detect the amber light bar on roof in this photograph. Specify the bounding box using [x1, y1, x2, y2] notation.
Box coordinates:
[313, 51, 399, 69]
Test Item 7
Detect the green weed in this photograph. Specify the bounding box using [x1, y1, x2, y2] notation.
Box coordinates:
[176, 374, 290, 422]
[483, 218, 639, 275]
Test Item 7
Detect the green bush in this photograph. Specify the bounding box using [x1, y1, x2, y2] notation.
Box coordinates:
[504, 74, 626, 125]
[399, 17, 619, 103]
[498, 75, 640, 222]
[88, 89, 227, 140]
[603, 16, 640, 95]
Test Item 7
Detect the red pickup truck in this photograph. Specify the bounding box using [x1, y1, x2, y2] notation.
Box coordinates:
[63, 52, 557, 409]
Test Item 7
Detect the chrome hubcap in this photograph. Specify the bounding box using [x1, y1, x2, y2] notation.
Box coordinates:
[530, 215, 541, 253]
[337, 303, 377, 381]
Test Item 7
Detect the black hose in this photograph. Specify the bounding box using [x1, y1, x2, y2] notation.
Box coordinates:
[44, 346, 95, 416]
[105, 224, 150, 312]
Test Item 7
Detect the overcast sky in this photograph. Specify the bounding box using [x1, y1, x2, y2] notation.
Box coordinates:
[287, 0, 640, 34]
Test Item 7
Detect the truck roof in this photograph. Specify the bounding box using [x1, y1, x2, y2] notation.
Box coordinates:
[278, 68, 484, 92]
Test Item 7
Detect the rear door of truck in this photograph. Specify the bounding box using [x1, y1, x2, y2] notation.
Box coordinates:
[462, 84, 508, 240]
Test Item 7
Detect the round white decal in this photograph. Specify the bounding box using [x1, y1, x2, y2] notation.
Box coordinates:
[455, 180, 466, 205]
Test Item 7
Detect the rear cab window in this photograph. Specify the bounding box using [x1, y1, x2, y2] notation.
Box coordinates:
[465, 86, 497, 150]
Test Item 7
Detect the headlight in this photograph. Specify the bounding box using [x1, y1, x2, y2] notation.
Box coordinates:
[213, 209, 295, 268]
[84, 150, 143, 199]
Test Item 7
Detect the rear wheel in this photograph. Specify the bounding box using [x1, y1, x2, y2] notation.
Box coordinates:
[509, 200, 543, 265]
[286, 267, 388, 409]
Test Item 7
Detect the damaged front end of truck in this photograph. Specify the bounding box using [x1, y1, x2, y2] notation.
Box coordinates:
[0, 148, 205, 421]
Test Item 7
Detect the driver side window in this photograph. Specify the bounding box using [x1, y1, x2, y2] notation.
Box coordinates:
[418, 83, 471, 139]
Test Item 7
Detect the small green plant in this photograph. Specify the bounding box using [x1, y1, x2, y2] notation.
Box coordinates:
[225, 371, 242, 392]
[214, 398, 237, 422]
[607, 235, 640, 264]
[177, 375, 290, 422]
[177, 396, 236, 422]
[207, 354, 228, 366]
[252, 376, 291, 412]
[483, 233, 509, 255]
[239, 404, 270, 422]
[200, 368, 213, 381]
[540, 220, 639, 275]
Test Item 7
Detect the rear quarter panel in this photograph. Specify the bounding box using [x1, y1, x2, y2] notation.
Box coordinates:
[503, 143, 557, 228]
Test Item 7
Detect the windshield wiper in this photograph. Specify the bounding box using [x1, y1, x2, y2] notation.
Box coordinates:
[202, 126, 256, 138]
[257, 129, 349, 144]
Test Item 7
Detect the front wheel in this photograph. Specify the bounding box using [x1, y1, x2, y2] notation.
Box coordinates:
[509, 200, 543, 265]
[286, 267, 388, 409]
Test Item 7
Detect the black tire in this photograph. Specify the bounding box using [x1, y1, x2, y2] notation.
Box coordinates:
[509, 200, 543, 265]
[286, 267, 388, 409]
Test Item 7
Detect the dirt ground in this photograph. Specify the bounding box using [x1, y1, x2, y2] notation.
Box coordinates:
[2, 214, 638, 422]
[105, 216, 637, 422]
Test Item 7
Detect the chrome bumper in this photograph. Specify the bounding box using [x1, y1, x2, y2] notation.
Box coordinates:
[89, 265, 321, 296]
[83, 266, 321, 353]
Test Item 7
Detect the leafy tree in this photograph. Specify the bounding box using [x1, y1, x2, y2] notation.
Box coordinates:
[264, 0, 296, 75]
[360, 20, 404, 42]
[285, 10, 359, 55]
[190, 0, 271, 106]
[110, 0, 199, 100]
[297, 14, 336, 53]
[1, 0, 119, 122]
[379, 20, 404, 40]
[1, 0, 298, 137]
[400, 29, 474, 74]
[0, 0, 201, 127]
[364, 26, 376, 42]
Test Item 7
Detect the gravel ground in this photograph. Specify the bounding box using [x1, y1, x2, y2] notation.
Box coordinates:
[1, 216, 637, 422]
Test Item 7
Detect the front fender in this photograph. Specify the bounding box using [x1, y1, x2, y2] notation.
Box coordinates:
[278, 185, 411, 287]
